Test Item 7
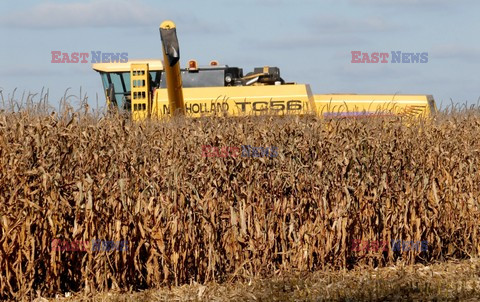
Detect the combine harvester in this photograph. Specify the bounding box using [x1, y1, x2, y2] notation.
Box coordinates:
[92, 20, 437, 120]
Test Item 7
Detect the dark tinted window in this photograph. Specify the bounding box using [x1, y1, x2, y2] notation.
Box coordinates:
[160, 69, 225, 88]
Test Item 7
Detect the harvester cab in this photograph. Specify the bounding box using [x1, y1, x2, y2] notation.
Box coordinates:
[92, 60, 162, 113]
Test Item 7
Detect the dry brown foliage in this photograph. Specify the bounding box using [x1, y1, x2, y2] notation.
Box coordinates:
[56, 258, 480, 301]
[1, 104, 480, 299]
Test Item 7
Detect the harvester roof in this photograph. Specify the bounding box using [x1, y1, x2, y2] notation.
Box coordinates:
[92, 59, 164, 72]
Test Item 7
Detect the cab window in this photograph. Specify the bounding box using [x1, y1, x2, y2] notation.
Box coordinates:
[100, 71, 161, 110]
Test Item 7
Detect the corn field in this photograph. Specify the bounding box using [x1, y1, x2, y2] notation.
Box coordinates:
[0, 98, 480, 299]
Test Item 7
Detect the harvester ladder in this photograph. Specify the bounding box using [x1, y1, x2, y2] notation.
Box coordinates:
[130, 63, 151, 120]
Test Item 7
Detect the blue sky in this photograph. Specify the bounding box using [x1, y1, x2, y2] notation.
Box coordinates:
[0, 0, 478, 109]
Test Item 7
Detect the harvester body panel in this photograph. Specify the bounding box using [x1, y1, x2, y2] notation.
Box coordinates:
[152, 84, 316, 118]
[315, 94, 437, 118]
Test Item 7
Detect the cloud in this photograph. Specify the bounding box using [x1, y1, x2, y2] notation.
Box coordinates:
[432, 45, 480, 60]
[349, 0, 476, 10]
[350, 0, 450, 5]
[243, 0, 289, 5]
[331, 63, 416, 79]
[0, 65, 92, 77]
[307, 16, 398, 34]
[249, 15, 396, 50]
[0, 0, 232, 34]
[0, 0, 231, 34]
[0, 0, 164, 29]
[251, 35, 367, 50]
[176, 17, 232, 35]
[228, 0, 316, 6]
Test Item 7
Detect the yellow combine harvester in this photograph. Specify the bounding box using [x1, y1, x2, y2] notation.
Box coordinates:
[92, 20, 437, 120]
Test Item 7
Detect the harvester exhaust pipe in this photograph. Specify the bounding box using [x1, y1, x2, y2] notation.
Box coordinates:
[159, 20, 185, 116]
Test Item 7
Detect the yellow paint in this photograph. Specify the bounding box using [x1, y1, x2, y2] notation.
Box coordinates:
[93, 59, 163, 72]
[314, 94, 437, 118]
[159, 20, 185, 116]
[160, 20, 176, 29]
[151, 84, 316, 118]
[130, 63, 150, 120]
